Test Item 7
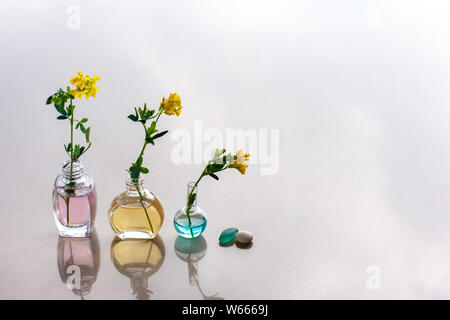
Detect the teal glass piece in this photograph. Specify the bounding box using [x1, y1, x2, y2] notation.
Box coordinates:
[219, 228, 239, 245]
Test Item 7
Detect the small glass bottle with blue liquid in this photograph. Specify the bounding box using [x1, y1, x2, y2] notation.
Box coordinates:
[174, 182, 207, 238]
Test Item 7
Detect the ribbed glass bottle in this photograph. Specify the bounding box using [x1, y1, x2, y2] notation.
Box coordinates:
[52, 160, 97, 237]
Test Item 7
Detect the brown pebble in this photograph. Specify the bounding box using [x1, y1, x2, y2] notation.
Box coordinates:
[235, 231, 253, 244]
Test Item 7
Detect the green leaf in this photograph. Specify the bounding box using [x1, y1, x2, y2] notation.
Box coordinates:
[67, 104, 74, 115]
[79, 123, 86, 133]
[75, 122, 80, 129]
[152, 130, 168, 140]
[57, 115, 68, 120]
[138, 107, 145, 120]
[146, 128, 155, 137]
[46, 95, 53, 105]
[54, 104, 65, 115]
[144, 109, 154, 120]
[188, 193, 197, 206]
[146, 137, 155, 145]
[85, 127, 91, 143]
[73, 144, 80, 160]
[149, 121, 156, 132]
[209, 173, 219, 180]
[140, 167, 149, 174]
[136, 156, 143, 166]
[80, 118, 88, 123]
[214, 148, 226, 157]
[128, 114, 138, 122]
[211, 162, 225, 171]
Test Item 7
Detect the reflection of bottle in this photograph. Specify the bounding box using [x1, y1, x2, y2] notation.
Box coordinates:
[174, 182, 207, 238]
[109, 175, 164, 239]
[111, 236, 165, 299]
[53, 160, 97, 237]
[57, 230, 100, 299]
[174, 236, 223, 300]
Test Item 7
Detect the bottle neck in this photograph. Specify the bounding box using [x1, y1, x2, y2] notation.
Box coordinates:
[126, 175, 145, 195]
[62, 160, 84, 183]
[187, 181, 198, 207]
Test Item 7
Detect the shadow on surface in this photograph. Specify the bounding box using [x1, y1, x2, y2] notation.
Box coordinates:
[57, 229, 101, 300]
[175, 236, 224, 300]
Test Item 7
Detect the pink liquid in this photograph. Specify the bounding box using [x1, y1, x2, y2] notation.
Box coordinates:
[57, 189, 97, 226]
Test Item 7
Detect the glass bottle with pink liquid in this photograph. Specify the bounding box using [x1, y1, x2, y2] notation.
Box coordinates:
[53, 160, 97, 237]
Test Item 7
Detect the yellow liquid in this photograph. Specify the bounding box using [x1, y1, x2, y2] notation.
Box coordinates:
[109, 199, 164, 239]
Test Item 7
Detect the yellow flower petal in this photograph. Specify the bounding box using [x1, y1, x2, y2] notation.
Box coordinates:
[69, 71, 100, 100]
[161, 92, 182, 116]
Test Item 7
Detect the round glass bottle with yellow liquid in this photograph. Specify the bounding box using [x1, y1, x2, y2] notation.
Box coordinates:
[108, 175, 164, 239]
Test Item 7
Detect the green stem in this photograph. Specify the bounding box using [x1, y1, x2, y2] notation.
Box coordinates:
[67, 99, 74, 225]
[79, 142, 92, 158]
[135, 124, 152, 232]
[64, 196, 70, 226]
[70, 100, 74, 177]
[135, 184, 154, 234]
[138, 123, 148, 159]
[133, 109, 164, 234]
[185, 172, 205, 238]
[154, 109, 163, 122]
[135, 108, 163, 164]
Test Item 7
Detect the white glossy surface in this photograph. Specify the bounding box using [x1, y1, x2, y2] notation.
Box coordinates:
[1, 0, 450, 299]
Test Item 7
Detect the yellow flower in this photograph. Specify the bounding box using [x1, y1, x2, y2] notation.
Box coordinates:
[236, 149, 250, 164]
[160, 93, 182, 116]
[70, 71, 100, 100]
[231, 150, 250, 174]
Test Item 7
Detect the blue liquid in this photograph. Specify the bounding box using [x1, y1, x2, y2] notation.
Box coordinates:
[174, 216, 207, 238]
